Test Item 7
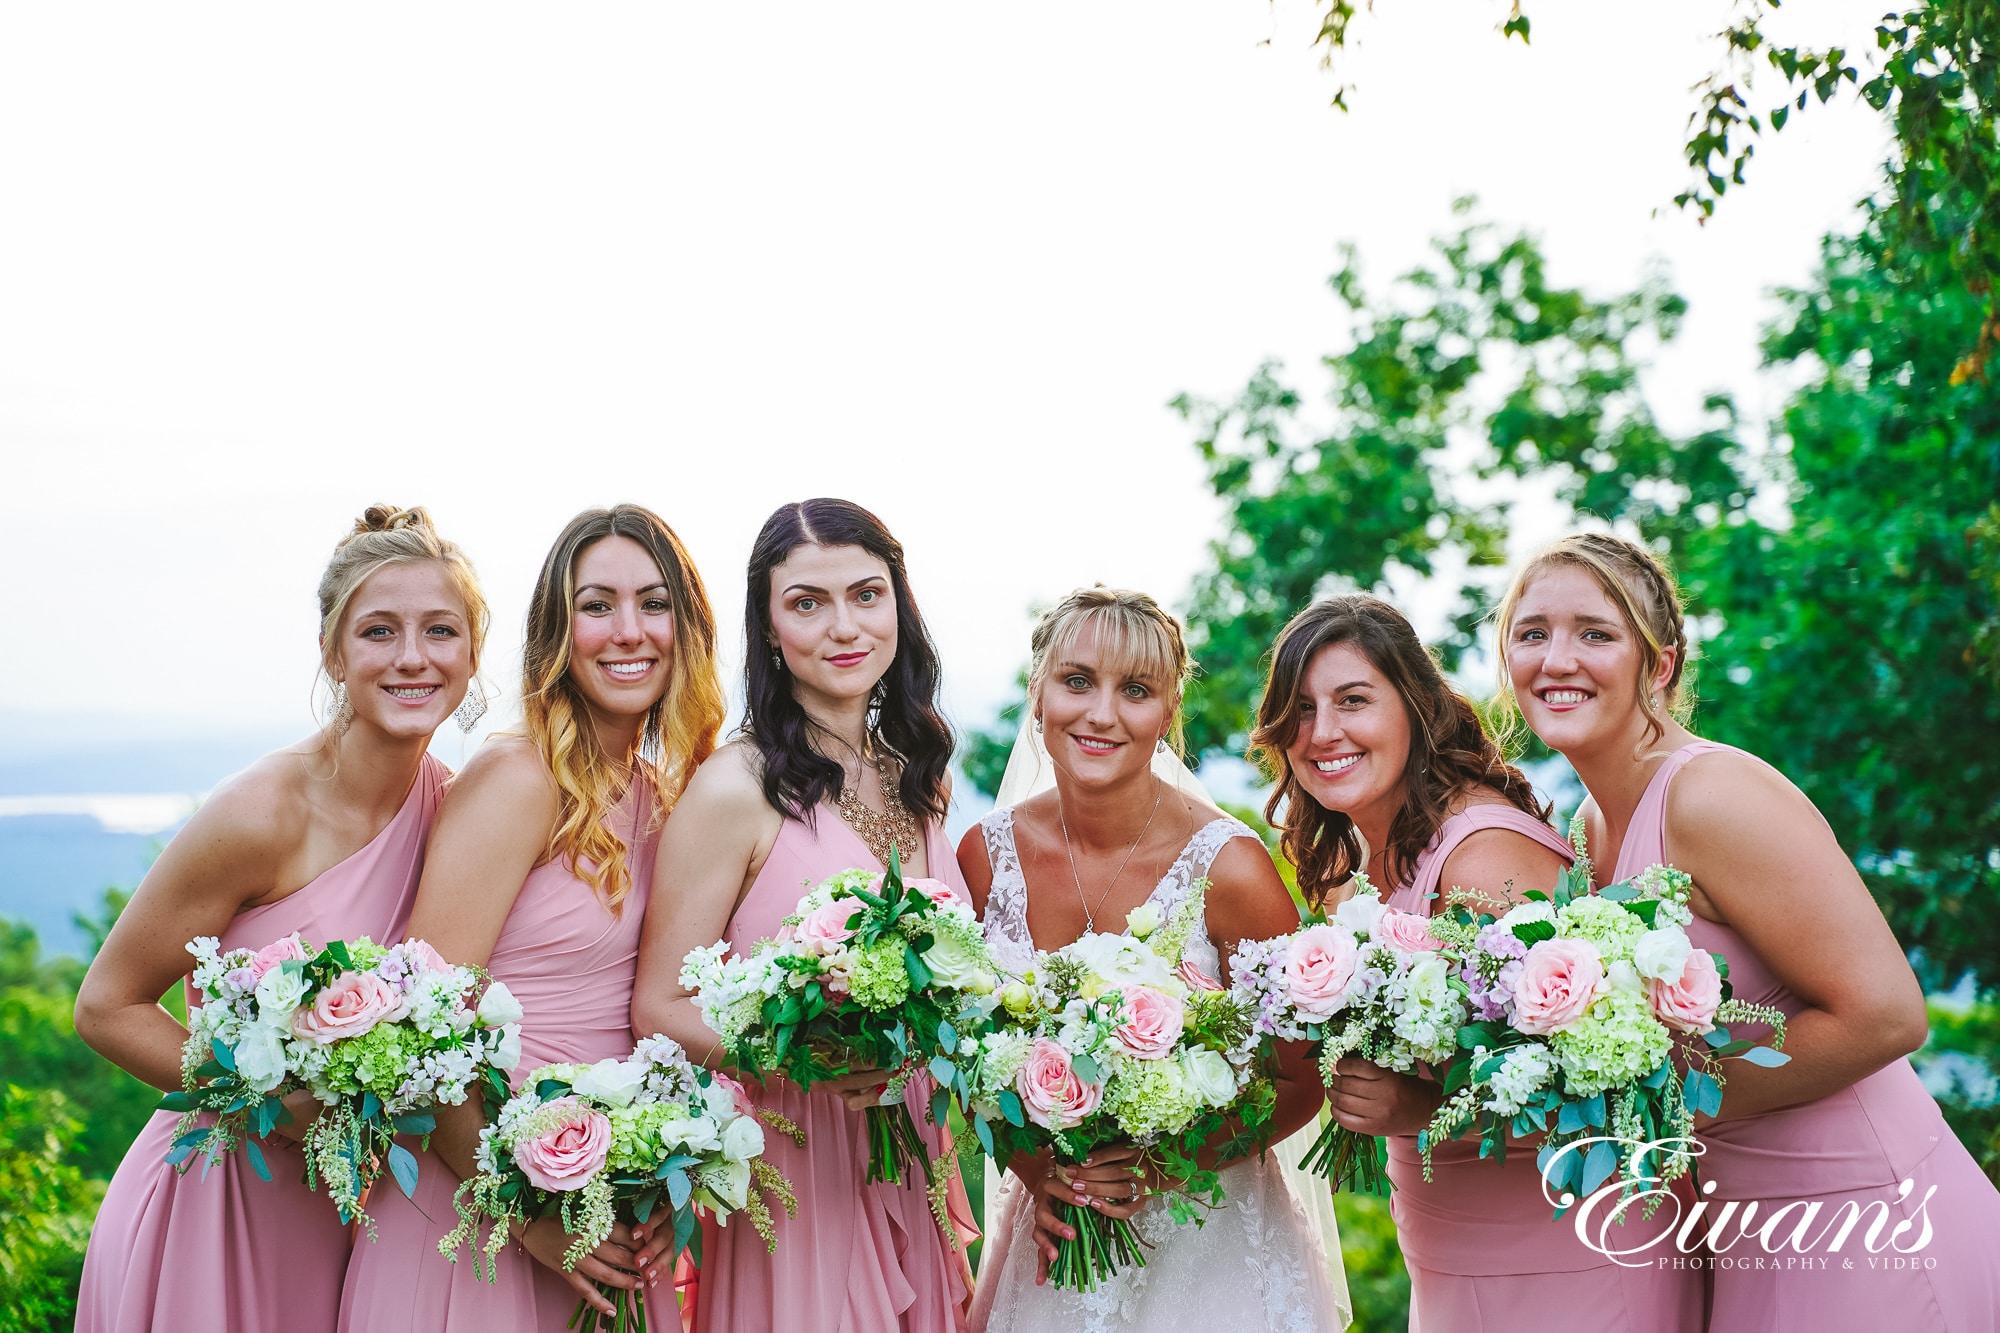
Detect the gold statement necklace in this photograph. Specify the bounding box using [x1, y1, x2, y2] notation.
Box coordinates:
[836, 748, 923, 870]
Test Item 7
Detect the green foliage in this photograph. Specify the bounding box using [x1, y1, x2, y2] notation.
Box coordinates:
[959, 671, 1026, 800]
[1331, 1189, 1411, 1332]
[1170, 202, 1739, 757]
[1918, 1000, 2000, 1183]
[0, 1085, 102, 1333]
[1692, 208, 2000, 995]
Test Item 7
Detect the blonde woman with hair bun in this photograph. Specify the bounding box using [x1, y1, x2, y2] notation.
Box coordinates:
[1498, 531, 2000, 1332]
[74, 505, 486, 1333]
[339, 504, 724, 1331]
[961, 586, 1344, 1333]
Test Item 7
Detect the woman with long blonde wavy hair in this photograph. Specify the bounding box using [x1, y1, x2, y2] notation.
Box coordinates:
[339, 504, 724, 1332]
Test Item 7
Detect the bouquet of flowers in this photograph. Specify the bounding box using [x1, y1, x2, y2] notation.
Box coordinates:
[950, 887, 1275, 1293]
[680, 849, 1000, 1205]
[1227, 873, 1464, 1194]
[440, 1034, 798, 1333]
[166, 933, 522, 1230]
[1419, 821, 1789, 1205]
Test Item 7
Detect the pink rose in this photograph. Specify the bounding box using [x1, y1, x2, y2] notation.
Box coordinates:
[292, 971, 406, 1044]
[1649, 948, 1723, 1035]
[1110, 985, 1185, 1059]
[795, 899, 863, 953]
[1372, 909, 1441, 954]
[1177, 960, 1223, 993]
[709, 1071, 758, 1118]
[907, 877, 961, 907]
[402, 939, 451, 975]
[1284, 924, 1361, 1022]
[513, 1097, 612, 1192]
[1512, 938, 1608, 1035]
[248, 934, 308, 981]
[1016, 1039, 1103, 1130]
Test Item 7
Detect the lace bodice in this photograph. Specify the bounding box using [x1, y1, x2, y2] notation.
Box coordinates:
[978, 807, 1253, 980]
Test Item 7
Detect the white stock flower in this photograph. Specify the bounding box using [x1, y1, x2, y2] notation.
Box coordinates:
[571, 1058, 648, 1107]
[1334, 892, 1387, 938]
[1632, 926, 1693, 983]
[476, 980, 524, 1028]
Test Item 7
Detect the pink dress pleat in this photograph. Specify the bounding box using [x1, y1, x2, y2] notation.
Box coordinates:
[691, 810, 973, 1333]
[337, 773, 662, 1333]
[75, 753, 447, 1333]
[1617, 742, 2000, 1333]
[1384, 803, 1704, 1333]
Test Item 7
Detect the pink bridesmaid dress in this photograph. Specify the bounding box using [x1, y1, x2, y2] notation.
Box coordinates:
[691, 810, 973, 1333]
[1617, 742, 2000, 1333]
[75, 753, 447, 1333]
[1384, 802, 1704, 1333]
[337, 773, 661, 1332]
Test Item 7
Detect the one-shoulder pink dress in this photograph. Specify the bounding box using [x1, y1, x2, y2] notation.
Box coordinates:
[75, 752, 447, 1333]
[1618, 742, 2000, 1332]
[691, 809, 974, 1333]
[1384, 803, 1705, 1333]
[337, 773, 661, 1332]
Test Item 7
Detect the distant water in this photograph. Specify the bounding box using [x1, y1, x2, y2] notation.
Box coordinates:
[0, 802, 191, 957]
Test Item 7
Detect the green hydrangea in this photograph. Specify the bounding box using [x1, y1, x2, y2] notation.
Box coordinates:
[1551, 988, 1673, 1098]
[606, 1102, 679, 1173]
[1104, 1055, 1197, 1140]
[1557, 897, 1648, 960]
[847, 940, 912, 1011]
[321, 1021, 420, 1095]
[346, 939, 389, 968]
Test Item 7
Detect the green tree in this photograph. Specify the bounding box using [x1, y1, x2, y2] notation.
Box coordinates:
[0, 1085, 101, 1333]
[1168, 203, 1743, 759]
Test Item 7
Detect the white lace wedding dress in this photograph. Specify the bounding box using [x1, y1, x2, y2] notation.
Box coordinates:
[968, 809, 1347, 1333]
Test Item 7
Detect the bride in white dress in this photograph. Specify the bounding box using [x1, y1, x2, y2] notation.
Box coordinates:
[958, 587, 1348, 1333]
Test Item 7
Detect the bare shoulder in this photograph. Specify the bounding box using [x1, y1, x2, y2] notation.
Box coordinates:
[178, 747, 313, 865]
[1437, 825, 1568, 909]
[444, 733, 560, 826]
[675, 740, 777, 820]
[1665, 747, 1821, 849]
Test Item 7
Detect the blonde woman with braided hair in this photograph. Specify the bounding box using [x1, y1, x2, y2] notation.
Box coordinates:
[962, 586, 1343, 1333]
[340, 504, 725, 1331]
[76, 505, 486, 1333]
[1499, 531, 2000, 1331]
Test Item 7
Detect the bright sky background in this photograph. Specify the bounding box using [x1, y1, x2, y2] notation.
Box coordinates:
[1, 1, 1891, 771]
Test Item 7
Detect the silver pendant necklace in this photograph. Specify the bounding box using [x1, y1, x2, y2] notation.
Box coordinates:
[1057, 778, 1164, 933]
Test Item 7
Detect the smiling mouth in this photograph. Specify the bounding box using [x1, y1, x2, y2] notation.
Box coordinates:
[827, 652, 869, 667]
[1539, 689, 1591, 705]
[384, 685, 439, 700]
[1071, 735, 1123, 755]
[602, 660, 655, 680]
[1311, 755, 1360, 774]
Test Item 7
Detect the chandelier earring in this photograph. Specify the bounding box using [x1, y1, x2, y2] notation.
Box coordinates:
[1155, 736, 1170, 756]
[771, 644, 785, 671]
[326, 680, 354, 735]
[454, 680, 490, 734]
[1032, 716, 1044, 734]
[869, 679, 889, 711]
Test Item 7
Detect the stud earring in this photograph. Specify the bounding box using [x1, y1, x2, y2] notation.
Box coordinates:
[1651, 694, 1661, 708]
[326, 681, 353, 735]
[454, 682, 489, 734]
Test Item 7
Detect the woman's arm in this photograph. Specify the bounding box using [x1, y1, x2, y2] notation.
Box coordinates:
[631, 746, 779, 1067]
[74, 762, 299, 1091]
[1667, 750, 1927, 1120]
[1326, 825, 1568, 1136]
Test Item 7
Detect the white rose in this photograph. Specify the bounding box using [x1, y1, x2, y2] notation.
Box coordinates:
[659, 1114, 723, 1155]
[1632, 926, 1693, 983]
[720, 1113, 766, 1163]
[1334, 892, 1387, 938]
[492, 1023, 522, 1072]
[698, 1155, 751, 1211]
[1180, 1047, 1239, 1109]
[1605, 959, 1645, 995]
[699, 1080, 735, 1121]
[1497, 900, 1557, 931]
[1061, 933, 1177, 991]
[477, 980, 524, 1028]
[919, 930, 989, 990]
[571, 1057, 648, 1108]
[253, 966, 309, 1025]
[234, 1024, 291, 1094]
[1402, 952, 1453, 1005]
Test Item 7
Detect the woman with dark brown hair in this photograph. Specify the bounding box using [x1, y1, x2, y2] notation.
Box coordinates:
[1251, 594, 1700, 1333]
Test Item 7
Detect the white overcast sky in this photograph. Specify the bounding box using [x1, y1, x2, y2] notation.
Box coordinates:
[1, 1, 1890, 758]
